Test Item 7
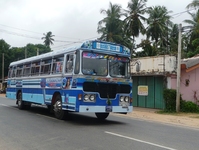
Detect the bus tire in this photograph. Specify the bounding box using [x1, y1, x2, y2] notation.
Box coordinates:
[95, 113, 109, 120]
[25, 103, 31, 110]
[47, 105, 54, 114]
[53, 95, 66, 120]
[17, 92, 25, 110]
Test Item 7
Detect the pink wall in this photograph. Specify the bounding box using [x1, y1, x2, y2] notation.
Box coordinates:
[171, 68, 199, 103]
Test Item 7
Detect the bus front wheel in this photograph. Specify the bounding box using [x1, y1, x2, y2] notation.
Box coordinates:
[17, 92, 25, 110]
[53, 95, 67, 120]
[95, 113, 109, 120]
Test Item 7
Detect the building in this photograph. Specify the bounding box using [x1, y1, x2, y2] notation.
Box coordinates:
[131, 55, 199, 109]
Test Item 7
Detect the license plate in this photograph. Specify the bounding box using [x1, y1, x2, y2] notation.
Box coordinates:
[105, 106, 112, 112]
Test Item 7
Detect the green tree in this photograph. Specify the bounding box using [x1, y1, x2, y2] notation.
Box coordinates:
[124, 0, 148, 47]
[186, 0, 199, 9]
[183, 10, 199, 57]
[41, 31, 55, 48]
[25, 43, 51, 58]
[97, 2, 132, 48]
[168, 24, 179, 55]
[0, 39, 11, 79]
[136, 39, 157, 57]
[146, 6, 172, 53]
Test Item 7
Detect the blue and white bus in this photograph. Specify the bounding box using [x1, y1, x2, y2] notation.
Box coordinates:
[6, 40, 133, 120]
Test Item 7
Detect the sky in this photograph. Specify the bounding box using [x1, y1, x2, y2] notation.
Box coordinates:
[0, 0, 194, 51]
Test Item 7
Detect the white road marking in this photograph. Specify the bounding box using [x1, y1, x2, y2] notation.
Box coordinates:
[105, 131, 177, 150]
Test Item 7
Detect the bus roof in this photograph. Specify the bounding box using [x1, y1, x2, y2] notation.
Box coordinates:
[10, 40, 131, 66]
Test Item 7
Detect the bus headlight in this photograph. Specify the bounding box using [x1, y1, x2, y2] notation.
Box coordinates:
[84, 94, 89, 101]
[90, 95, 95, 101]
[124, 96, 129, 102]
[84, 94, 96, 102]
[120, 96, 124, 102]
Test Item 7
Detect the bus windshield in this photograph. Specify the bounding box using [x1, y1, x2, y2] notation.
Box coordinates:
[109, 57, 129, 78]
[82, 52, 107, 76]
[82, 52, 129, 77]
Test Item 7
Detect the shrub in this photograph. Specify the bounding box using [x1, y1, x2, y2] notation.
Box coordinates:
[163, 89, 199, 113]
[163, 89, 177, 112]
[180, 100, 199, 113]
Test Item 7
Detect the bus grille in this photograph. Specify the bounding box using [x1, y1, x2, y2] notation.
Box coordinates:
[83, 82, 131, 99]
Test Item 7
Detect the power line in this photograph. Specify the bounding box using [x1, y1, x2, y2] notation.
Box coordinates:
[171, 8, 196, 18]
[0, 29, 41, 40]
[0, 28, 80, 43]
[0, 23, 81, 40]
[0, 26, 100, 50]
[0, 23, 41, 35]
[51, 36, 100, 50]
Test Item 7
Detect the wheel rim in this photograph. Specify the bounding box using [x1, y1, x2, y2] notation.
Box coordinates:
[18, 93, 22, 106]
[54, 100, 62, 114]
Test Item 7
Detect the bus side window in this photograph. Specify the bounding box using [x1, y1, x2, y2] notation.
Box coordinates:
[8, 67, 12, 78]
[52, 55, 64, 74]
[65, 55, 73, 73]
[31, 61, 40, 76]
[41, 59, 52, 75]
[23, 63, 31, 76]
[74, 50, 80, 74]
[12, 66, 16, 78]
[16, 65, 23, 77]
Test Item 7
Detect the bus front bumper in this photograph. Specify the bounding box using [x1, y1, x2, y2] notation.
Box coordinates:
[79, 106, 133, 113]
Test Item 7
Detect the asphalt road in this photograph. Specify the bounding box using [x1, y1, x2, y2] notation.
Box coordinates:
[0, 96, 199, 150]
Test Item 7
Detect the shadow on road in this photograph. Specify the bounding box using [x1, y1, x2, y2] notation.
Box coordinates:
[13, 104, 126, 126]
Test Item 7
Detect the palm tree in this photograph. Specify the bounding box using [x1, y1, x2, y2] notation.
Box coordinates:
[41, 31, 55, 48]
[97, 2, 131, 47]
[136, 39, 157, 57]
[186, 0, 199, 9]
[168, 24, 179, 55]
[184, 10, 199, 39]
[183, 10, 199, 56]
[146, 6, 172, 53]
[124, 0, 148, 45]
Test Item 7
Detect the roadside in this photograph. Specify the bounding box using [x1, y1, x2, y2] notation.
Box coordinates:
[119, 107, 199, 129]
[1, 94, 199, 129]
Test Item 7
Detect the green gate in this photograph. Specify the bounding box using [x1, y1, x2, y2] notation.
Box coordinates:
[132, 76, 165, 109]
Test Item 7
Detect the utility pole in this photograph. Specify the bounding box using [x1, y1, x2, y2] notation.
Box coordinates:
[25, 48, 27, 58]
[37, 48, 39, 56]
[2, 53, 4, 82]
[176, 24, 182, 112]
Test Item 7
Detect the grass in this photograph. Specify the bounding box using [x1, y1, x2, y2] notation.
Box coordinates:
[156, 110, 199, 118]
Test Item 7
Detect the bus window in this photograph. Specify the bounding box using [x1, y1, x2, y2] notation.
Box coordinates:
[8, 67, 12, 78]
[74, 50, 80, 74]
[52, 55, 64, 74]
[65, 54, 73, 73]
[82, 52, 107, 76]
[31, 61, 40, 76]
[41, 59, 52, 75]
[23, 63, 31, 76]
[12, 66, 16, 78]
[16, 65, 23, 77]
[109, 57, 129, 78]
